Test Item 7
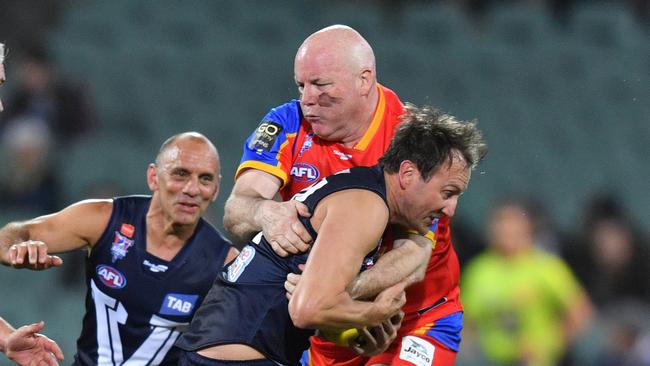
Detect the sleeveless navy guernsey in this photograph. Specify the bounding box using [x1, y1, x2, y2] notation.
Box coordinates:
[175, 166, 388, 366]
[73, 195, 232, 366]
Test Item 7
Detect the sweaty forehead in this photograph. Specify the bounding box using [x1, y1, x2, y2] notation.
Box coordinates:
[160, 141, 218, 171]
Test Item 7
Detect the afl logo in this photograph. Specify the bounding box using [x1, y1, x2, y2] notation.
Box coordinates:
[290, 162, 320, 183]
[96, 265, 126, 289]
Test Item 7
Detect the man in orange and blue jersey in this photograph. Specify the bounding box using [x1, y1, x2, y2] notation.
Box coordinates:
[224, 25, 468, 366]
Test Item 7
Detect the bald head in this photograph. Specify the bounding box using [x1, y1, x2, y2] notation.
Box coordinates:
[155, 132, 219, 169]
[293, 25, 380, 143]
[296, 25, 375, 76]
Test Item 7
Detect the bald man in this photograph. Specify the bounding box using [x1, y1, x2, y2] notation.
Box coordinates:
[221, 24, 450, 362]
[0, 132, 238, 366]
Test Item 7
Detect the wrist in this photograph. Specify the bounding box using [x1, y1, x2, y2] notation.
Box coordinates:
[252, 199, 273, 228]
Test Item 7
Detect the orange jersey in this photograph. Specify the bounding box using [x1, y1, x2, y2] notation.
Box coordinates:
[236, 85, 404, 199]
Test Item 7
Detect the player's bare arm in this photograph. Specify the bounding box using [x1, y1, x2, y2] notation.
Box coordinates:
[289, 189, 405, 330]
[285, 232, 431, 301]
[224, 169, 313, 255]
[347, 232, 433, 300]
[0, 199, 113, 269]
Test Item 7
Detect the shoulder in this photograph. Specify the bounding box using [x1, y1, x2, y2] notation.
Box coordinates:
[378, 84, 404, 111]
[66, 198, 114, 216]
[262, 100, 303, 133]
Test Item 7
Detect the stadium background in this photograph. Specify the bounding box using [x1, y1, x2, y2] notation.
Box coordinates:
[0, 0, 648, 365]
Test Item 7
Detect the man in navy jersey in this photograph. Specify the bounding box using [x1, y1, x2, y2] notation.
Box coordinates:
[0, 41, 65, 366]
[176, 104, 487, 366]
[0, 132, 238, 366]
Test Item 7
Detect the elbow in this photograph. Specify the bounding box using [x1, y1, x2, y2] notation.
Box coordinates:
[223, 205, 249, 242]
[222, 212, 237, 237]
[222, 200, 237, 233]
[409, 267, 426, 284]
[288, 294, 324, 329]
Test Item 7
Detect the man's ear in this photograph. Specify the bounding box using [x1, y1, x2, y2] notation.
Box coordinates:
[146, 163, 158, 192]
[211, 183, 220, 202]
[358, 68, 374, 96]
[397, 160, 417, 189]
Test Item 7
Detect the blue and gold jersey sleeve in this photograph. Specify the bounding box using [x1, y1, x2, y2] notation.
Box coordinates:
[236, 100, 302, 186]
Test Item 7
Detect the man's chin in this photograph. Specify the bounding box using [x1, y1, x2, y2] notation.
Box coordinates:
[172, 212, 200, 226]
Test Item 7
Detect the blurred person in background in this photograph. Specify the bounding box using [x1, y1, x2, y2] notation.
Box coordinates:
[0, 41, 64, 366]
[0, 42, 94, 146]
[0, 116, 61, 214]
[563, 194, 650, 366]
[462, 197, 593, 366]
[564, 193, 650, 308]
[595, 300, 650, 366]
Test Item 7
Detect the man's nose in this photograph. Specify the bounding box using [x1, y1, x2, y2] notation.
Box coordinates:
[183, 176, 200, 196]
[442, 197, 459, 218]
[300, 85, 318, 106]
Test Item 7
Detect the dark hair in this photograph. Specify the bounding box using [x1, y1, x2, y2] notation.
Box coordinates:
[379, 103, 487, 181]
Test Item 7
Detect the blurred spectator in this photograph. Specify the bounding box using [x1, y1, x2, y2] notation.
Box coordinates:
[563, 193, 650, 308]
[451, 218, 485, 268]
[0, 42, 94, 146]
[596, 300, 650, 366]
[462, 197, 593, 366]
[0, 117, 61, 214]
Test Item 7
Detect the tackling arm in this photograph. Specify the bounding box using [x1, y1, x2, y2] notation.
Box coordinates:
[347, 231, 433, 300]
[223, 169, 313, 254]
[288, 189, 406, 330]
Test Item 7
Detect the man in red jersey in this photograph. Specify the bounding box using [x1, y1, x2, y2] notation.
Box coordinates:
[224, 25, 466, 366]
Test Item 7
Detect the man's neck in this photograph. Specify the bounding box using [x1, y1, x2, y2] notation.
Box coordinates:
[383, 171, 405, 227]
[145, 205, 196, 261]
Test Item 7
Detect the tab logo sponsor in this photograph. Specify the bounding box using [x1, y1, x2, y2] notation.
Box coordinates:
[399, 336, 435, 366]
[160, 293, 199, 316]
[96, 265, 126, 289]
[290, 162, 320, 183]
